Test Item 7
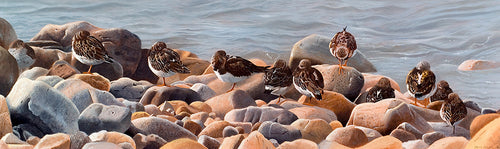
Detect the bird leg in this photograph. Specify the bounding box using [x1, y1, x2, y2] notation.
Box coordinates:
[452, 125, 456, 135]
[343, 59, 348, 66]
[338, 59, 343, 74]
[226, 83, 236, 93]
[275, 96, 282, 105]
[424, 97, 430, 107]
[83, 65, 93, 74]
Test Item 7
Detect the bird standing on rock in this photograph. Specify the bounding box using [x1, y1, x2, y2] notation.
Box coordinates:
[72, 30, 113, 74]
[264, 59, 293, 104]
[293, 59, 324, 104]
[431, 80, 454, 102]
[329, 26, 357, 74]
[440, 93, 467, 135]
[406, 61, 436, 107]
[8, 39, 36, 71]
[366, 77, 395, 103]
[211, 50, 269, 93]
[148, 42, 190, 87]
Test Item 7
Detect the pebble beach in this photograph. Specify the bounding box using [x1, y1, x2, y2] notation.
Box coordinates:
[1, 13, 500, 149]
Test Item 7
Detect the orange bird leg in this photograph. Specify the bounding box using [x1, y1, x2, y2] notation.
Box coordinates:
[343, 59, 348, 66]
[226, 83, 236, 93]
[338, 59, 343, 74]
[83, 65, 93, 74]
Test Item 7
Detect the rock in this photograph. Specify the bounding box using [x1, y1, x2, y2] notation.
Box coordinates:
[190, 83, 216, 101]
[12, 123, 44, 141]
[325, 125, 368, 148]
[109, 77, 153, 101]
[71, 56, 124, 81]
[78, 103, 131, 134]
[277, 139, 317, 149]
[258, 121, 301, 144]
[198, 135, 220, 149]
[55, 79, 124, 112]
[354, 126, 382, 142]
[481, 108, 497, 114]
[422, 131, 445, 145]
[318, 140, 351, 149]
[131, 112, 150, 121]
[238, 131, 275, 149]
[0, 95, 12, 138]
[0, 140, 6, 148]
[18, 67, 48, 80]
[143, 104, 162, 116]
[469, 113, 500, 138]
[26, 136, 40, 146]
[291, 119, 332, 143]
[129, 117, 197, 142]
[160, 49, 211, 85]
[428, 122, 468, 138]
[428, 137, 468, 149]
[129, 49, 158, 84]
[297, 90, 354, 124]
[205, 90, 257, 118]
[6, 78, 79, 135]
[219, 134, 245, 149]
[47, 60, 80, 79]
[122, 100, 144, 113]
[33, 133, 70, 149]
[458, 59, 500, 71]
[288, 106, 337, 123]
[358, 136, 402, 149]
[361, 73, 400, 92]
[35, 75, 64, 87]
[160, 138, 207, 149]
[1, 133, 26, 144]
[88, 131, 135, 148]
[223, 126, 239, 138]
[0, 46, 19, 96]
[289, 34, 376, 72]
[329, 121, 343, 131]
[390, 129, 416, 142]
[70, 131, 90, 149]
[224, 106, 298, 125]
[30, 47, 70, 70]
[347, 99, 433, 135]
[73, 73, 111, 91]
[133, 133, 167, 149]
[184, 120, 202, 136]
[140, 86, 202, 106]
[396, 122, 424, 139]
[198, 121, 234, 138]
[466, 115, 500, 149]
[463, 100, 481, 112]
[82, 142, 121, 149]
[402, 140, 428, 149]
[426, 101, 444, 111]
[0, 17, 17, 49]
[189, 102, 213, 114]
[190, 112, 209, 124]
[313, 64, 364, 101]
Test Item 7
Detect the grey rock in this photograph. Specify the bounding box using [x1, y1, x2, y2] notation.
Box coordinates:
[258, 121, 302, 144]
[225, 106, 298, 125]
[428, 122, 469, 139]
[396, 122, 424, 139]
[55, 79, 124, 112]
[190, 83, 216, 101]
[6, 78, 79, 135]
[223, 126, 239, 138]
[118, 142, 134, 149]
[422, 131, 445, 145]
[18, 67, 48, 80]
[12, 123, 44, 141]
[78, 103, 131, 134]
[70, 131, 90, 149]
[129, 117, 197, 142]
[481, 108, 497, 114]
[402, 140, 429, 149]
[35, 75, 64, 87]
[122, 100, 145, 113]
[82, 142, 121, 149]
[463, 100, 481, 112]
[390, 129, 416, 142]
[110, 77, 153, 101]
[133, 133, 168, 149]
[198, 135, 220, 149]
[269, 139, 279, 147]
[140, 86, 202, 106]
[314, 64, 364, 101]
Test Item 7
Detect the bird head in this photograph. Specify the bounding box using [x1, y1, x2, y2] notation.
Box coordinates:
[298, 59, 311, 69]
[74, 30, 90, 40]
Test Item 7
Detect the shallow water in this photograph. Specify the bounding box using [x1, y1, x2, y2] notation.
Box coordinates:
[2, 0, 500, 109]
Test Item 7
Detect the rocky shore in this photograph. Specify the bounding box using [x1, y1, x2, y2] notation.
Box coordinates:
[1, 18, 499, 149]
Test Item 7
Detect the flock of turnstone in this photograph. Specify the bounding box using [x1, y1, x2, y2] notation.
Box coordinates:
[50, 28, 467, 135]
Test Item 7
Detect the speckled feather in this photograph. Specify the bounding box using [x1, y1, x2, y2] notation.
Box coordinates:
[293, 60, 324, 100]
[440, 93, 467, 129]
[212, 50, 269, 77]
[148, 42, 190, 74]
[430, 80, 453, 102]
[264, 59, 293, 88]
[329, 27, 357, 61]
[366, 77, 395, 102]
[72, 31, 113, 63]
[406, 67, 436, 98]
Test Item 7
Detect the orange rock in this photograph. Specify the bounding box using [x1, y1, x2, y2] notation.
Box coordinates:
[219, 134, 245, 149]
[326, 125, 368, 148]
[103, 131, 136, 149]
[298, 90, 355, 124]
[0, 140, 7, 149]
[277, 139, 318, 149]
[466, 116, 500, 149]
[34, 133, 70, 149]
[428, 137, 468, 149]
[190, 101, 212, 113]
[458, 59, 500, 71]
[427, 101, 444, 111]
[289, 106, 337, 123]
[238, 131, 275, 149]
[0, 17, 17, 49]
[469, 113, 500, 138]
[184, 120, 202, 136]
[0, 95, 12, 138]
[361, 73, 400, 92]
[291, 119, 333, 143]
[319, 141, 351, 149]
[198, 121, 234, 138]
[358, 136, 402, 149]
[159, 49, 210, 85]
[160, 138, 207, 149]
[329, 120, 343, 131]
[0, 46, 18, 96]
[73, 73, 111, 91]
[255, 100, 267, 107]
[131, 112, 150, 121]
[204, 90, 257, 118]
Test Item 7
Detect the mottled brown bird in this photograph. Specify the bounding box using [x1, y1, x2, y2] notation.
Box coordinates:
[329, 26, 357, 74]
[293, 59, 324, 103]
[366, 77, 395, 103]
[440, 93, 467, 135]
[431, 80, 454, 102]
[406, 61, 436, 107]
[148, 42, 190, 86]
[72, 30, 113, 74]
[212, 50, 269, 92]
[8, 39, 36, 71]
[264, 59, 293, 104]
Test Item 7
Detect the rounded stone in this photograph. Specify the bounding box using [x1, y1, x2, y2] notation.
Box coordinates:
[0, 46, 19, 96]
[73, 73, 111, 91]
[224, 106, 298, 125]
[390, 129, 416, 142]
[0, 17, 17, 50]
[109, 77, 153, 101]
[258, 121, 302, 144]
[34, 133, 70, 149]
[313, 64, 364, 101]
[197, 135, 220, 149]
[291, 119, 332, 143]
[422, 131, 445, 145]
[428, 137, 468, 149]
[140, 86, 202, 106]
[198, 121, 234, 138]
[288, 106, 337, 123]
[204, 90, 257, 118]
[78, 103, 131, 134]
[238, 131, 275, 149]
[184, 120, 202, 136]
[222, 126, 239, 138]
[325, 125, 368, 148]
[160, 138, 207, 149]
[129, 117, 197, 142]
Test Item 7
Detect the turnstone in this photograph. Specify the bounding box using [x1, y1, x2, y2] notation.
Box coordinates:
[264, 59, 293, 104]
[8, 39, 36, 71]
[440, 93, 467, 135]
[293, 59, 324, 103]
[366, 77, 395, 103]
[329, 26, 357, 74]
[71, 30, 113, 74]
[431, 80, 454, 102]
[211, 50, 269, 92]
[406, 61, 436, 107]
[148, 42, 190, 86]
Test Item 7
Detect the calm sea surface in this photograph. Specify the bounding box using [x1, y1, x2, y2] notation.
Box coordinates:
[2, 0, 500, 109]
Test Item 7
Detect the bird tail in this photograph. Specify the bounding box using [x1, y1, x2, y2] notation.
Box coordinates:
[314, 90, 322, 100]
[104, 55, 114, 63]
[173, 64, 191, 74]
[254, 65, 270, 73]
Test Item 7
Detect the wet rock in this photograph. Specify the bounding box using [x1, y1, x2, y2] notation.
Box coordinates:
[297, 90, 354, 124]
[12, 123, 44, 141]
[198, 135, 220, 149]
[0, 17, 17, 49]
[0, 46, 19, 96]
[466, 115, 500, 148]
[190, 83, 216, 101]
[422, 131, 445, 145]
[313, 64, 364, 101]
[19, 67, 47, 80]
[78, 103, 131, 134]
[133, 133, 167, 149]
[458, 59, 500, 71]
[463, 100, 481, 112]
[390, 129, 416, 142]
[428, 136, 468, 149]
[160, 138, 207, 149]
[73, 73, 111, 91]
[33, 133, 70, 149]
[0, 95, 12, 138]
[198, 121, 234, 138]
[224, 106, 298, 125]
[481, 108, 497, 114]
[402, 140, 428, 149]
[70, 131, 90, 149]
[277, 139, 317, 149]
[129, 117, 197, 142]
[35, 75, 64, 87]
[357, 136, 402, 149]
[223, 126, 239, 138]
[205, 90, 257, 118]
[140, 86, 202, 106]
[6, 78, 79, 135]
[325, 125, 368, 148]
[47, 60, 80, 79]
[258, 121, 301, 144]
[238, 131, 275, 149]
[110, 77, 153, 101]
[291, 119, 332, 143]
[289, 34, 376, 72]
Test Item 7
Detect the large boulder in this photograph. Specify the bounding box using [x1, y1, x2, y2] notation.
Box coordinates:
[297, 90, 355, 124]
[78, 103, 131, 134]
[205, 90, 257, 118]
[6, 78, 80, 135]
[0, 46, 18, 96]
[140, 86, 202, 106]
[0, 17, 17, 49]
[466, 115, 500, 149]
[313, 64, 364, 101]
[289, 34, 376, 72]
[55, 79, 124, 112]
[109, 77, 153, 101]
